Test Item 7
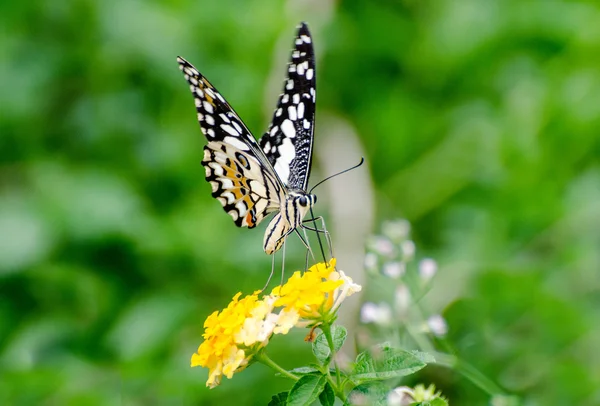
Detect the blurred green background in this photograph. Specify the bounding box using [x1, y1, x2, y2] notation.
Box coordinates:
[2, 0, 600, 404]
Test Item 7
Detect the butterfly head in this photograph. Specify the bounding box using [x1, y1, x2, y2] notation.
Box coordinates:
[289, 190, 317, 219]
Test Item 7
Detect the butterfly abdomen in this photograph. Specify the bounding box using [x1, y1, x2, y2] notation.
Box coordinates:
[263, 191, 316, 254]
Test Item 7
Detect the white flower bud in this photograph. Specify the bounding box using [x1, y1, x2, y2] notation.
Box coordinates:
[400, 240, 415, 261]
[426, 314, 448, 337]
[383, 261, 405, 279]
[418, 258, 437, 282]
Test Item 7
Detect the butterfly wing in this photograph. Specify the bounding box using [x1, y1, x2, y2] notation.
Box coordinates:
[259, 23, 316, 191]
[177, 57, 284, 228]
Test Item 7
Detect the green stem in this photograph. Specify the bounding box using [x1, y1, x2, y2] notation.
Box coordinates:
[320, 323, 346, 402]
[434, 353, 505, 396]
[255, 351, 299, 382]
[320, 324, 341, 384]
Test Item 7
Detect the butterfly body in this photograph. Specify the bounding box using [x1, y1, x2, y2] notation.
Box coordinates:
[263, 191, 317, 254]
[178, 23, 317, 255]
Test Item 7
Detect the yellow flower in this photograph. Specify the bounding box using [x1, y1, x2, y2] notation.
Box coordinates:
[191, 259, 362, 387]
[191, 291, 278, 388]
[272, 258, 362, 328]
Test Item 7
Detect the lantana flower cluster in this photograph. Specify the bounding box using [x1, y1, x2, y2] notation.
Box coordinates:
[190, 259, 361, 388]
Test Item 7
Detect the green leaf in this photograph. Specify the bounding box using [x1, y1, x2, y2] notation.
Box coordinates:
[409, 350, 436, 364]
[286, 366, 321, 375]
[350, 344, 427, 384]
[267, 392, 288, 406]
[318, 383, 335, 406]
[346, 382, 388, 406]
[287, 374, 328, 406]
[331, 325, 347, 352]
[313, 325, 348, 364]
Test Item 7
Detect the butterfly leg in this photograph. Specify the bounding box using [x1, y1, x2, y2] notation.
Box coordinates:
[279, 238, 287, 286]
[261, 253, 277, 292]
[301, 216, 334, 262]
[293, 228, 315, 270]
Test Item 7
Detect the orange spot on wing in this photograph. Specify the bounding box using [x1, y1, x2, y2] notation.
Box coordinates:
[245, 211, 255, 227]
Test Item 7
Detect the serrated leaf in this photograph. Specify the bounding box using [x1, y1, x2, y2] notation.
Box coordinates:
[313, 325, 347, 364]
[287, 374, 328, 406]
[318, 383, 335, 406]
[350, 345, 427, 384]
[409, 350, 435, 364]
[313, 333, 330, 363]
[268, 392, 288, 406]
[346, 382, 388, 406]
[286, 366, 321, 375]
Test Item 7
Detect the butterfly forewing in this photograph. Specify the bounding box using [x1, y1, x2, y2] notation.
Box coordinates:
[259, 23, 316, 191]
[177, 57, 284, 228]
[177, 23, 318, 255]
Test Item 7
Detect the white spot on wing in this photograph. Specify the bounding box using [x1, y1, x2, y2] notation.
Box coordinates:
[231, 121, 243, 134]
[224, 136, 249, 151]
[203, 100, 214, 114]
[274, 138, 295, 184]
[223, 191, 235, 204]
[235, 201, 248, 215]
[221, 124, 239, 136]
[220, 178, 234, 190]
[297, 102, 305, 119]
[287, 106, 297, 121]
[281, 119, 296, 138]
[306, 68, 314, 80]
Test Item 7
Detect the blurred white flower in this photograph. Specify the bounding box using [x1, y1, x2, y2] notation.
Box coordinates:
[382, 219, 410, 242]
[370, 236, 395, 257]
[387, 386, 414, 405]
[383, 261, 405, 279]
[426, 314, 448, 337]
[364, 252, 378, 272]
[394, 284, 411, 315]
[361, 302, 392, 325]
[418, 258, 438, 282]
[400, 240, 415, 261]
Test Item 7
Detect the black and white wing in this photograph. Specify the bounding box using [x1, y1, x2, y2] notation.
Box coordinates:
[259, 22, 316, 191]
[177, 57, 285, 228]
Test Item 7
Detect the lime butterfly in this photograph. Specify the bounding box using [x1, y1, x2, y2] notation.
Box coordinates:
[177, 23, 318, 255]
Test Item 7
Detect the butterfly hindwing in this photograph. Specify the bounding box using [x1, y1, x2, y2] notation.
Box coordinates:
[203, 141, 281, 228]
[177, 57, 284, 228]
[260, 23, 316, 191]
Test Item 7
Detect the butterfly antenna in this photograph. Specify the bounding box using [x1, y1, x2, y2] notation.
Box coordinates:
[305, 158, 364, 263]
[309, 157, 365, 194]
[308, 208, 328, 263]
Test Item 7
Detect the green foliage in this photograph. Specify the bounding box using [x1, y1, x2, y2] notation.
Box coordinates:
[287, 374, 329, 406]
[313, 325, 347, 363]
[2, 0, 600, 404]
[350, 344, 429, 385]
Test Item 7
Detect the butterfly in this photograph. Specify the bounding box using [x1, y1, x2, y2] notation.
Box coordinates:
[177, 23, 318, 255]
